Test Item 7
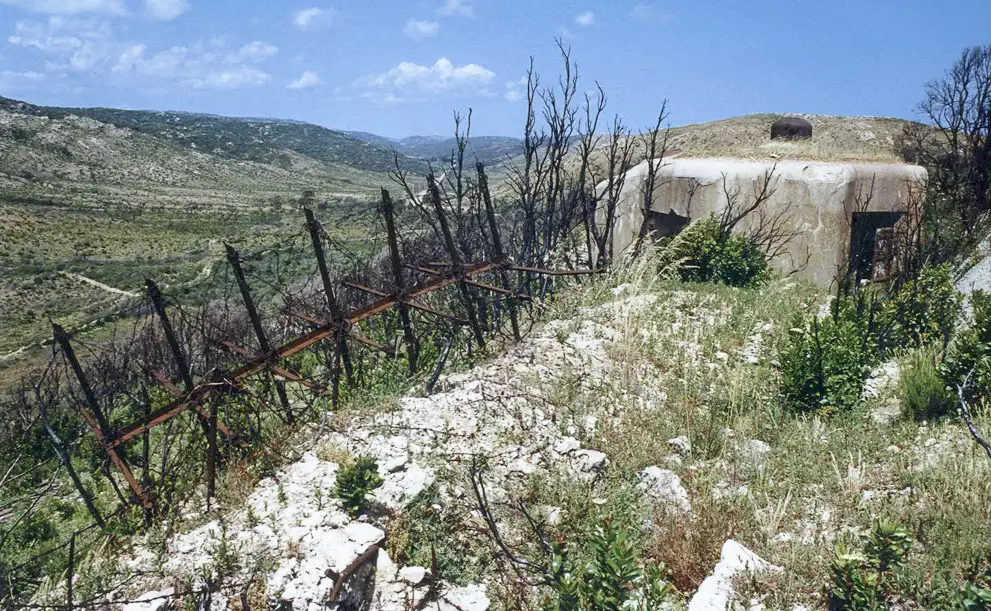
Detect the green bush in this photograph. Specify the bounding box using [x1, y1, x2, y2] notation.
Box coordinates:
[942, 290, 991, 406]
[880, 264, 961, 352]
[829, 519, 911, 610]
[898, 347, 956, 421]
[334, 456, 384, 518]
[541, 516, 672, 611]
[779, 296, 879, 413]
[668, 217, 769, 287]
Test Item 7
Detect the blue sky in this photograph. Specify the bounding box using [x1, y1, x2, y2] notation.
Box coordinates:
[0, 0, 989, 138]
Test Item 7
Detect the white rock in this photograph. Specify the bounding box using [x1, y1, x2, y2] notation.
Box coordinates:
[668, 435, 692, 455]
[638, 466, 691, 513]
[572, 449, 609, 473]
[688, 540, 782, 611]
[399, 566, 428, 585]
[553, 436, 582, 455]
[122, 588, 174, 611]
[372, 464, 435, 510]
[438, 584, 490, 611]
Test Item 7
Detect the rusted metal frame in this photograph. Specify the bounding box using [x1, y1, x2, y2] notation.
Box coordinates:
[205, 398, 218, 507]
[107, 380, 225, 448]
[426, 174, 486, 348]
[404, 264, 528, 299]
[225, 244, 295, 425]
[216, 341, 331, 397]
[346, 281, 468, 325]
[343, 281, 388, 298]
[303, 207, 354, 383]
[329, 543, 382, 604]
[284, 309, 392, 353]
[108, 261, 505, 449]
[146, 369, 238, 440]
[70, 402, 153, 510]
[477, 162, 522, 340]
[146, 280, 195, 389]
[380, 188, 419, 374]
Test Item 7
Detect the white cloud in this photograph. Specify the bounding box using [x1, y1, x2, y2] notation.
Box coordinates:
[404, 19, 439, 40]
[188, 67, 270, 90]
[237, 41, 278, 60]
[292, 7, 333, 30]
[575, 10, 595, 26]
[9, 17, 118, 71]
[631, 3, 669, 24]
[358, 57, 494, 97]
[503, 76, 527, 102]
[438, 0, 471, 17]
[112, 39, 276, 89]
[145, 0, 189, 21]
[0, 0, 125, 16]
[287, 70, 320, 89]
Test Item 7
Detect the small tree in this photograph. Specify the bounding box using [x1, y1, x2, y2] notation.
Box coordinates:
[907, 44, 991, 239]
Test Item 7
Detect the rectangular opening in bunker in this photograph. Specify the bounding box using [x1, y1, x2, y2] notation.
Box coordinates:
[848, 211, 904, 282]
[642, 209, 690, 242]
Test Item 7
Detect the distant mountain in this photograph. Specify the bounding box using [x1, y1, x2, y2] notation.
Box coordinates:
[0, 96, 426, 175]
[345, 132, 524, 166]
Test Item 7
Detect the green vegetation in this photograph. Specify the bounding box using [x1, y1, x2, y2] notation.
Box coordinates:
[898, 346, 956, 421]
[666, 216, 769, 287]
[779, 293, 878, 413]
[828, 519, 912, 611]
[542, 516, 672, 611]
[334, 456, 384, 518]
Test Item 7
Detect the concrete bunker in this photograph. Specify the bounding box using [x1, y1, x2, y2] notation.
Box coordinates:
[603, 158, 926, 287]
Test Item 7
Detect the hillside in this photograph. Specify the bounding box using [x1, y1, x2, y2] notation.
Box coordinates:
[24, 260, 989, 610]
[660, 113, 915, 163]
[0, 99, 393, 361]
[0, 96, 427, 175]
[345, 132, 525, 165]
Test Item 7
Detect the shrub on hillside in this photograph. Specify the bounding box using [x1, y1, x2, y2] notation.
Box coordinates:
[334, 456, 383, 518]
[942, 290, 991, 405]
[829, 519, 911, 610]
[898, 347, 956, 421]
[541, 516, 672, 611]
[779, 296, 880, 413]
[666, 217, 769, 287]
[879, 264, 961, 352]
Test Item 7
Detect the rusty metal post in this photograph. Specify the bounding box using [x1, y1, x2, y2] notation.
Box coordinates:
[53, 323, 153, 511]
[146, 280, 194, 389]
[425, 174, 486, 348]
[477, 162, 521, 341]
[52, 323, 111, 433]
[206, 399, 218, 508]
[66, 533, 74, 609]
[303, 207, 353, 383]
[36, 389, 105, 530]
[380, 189, 419, 374]
[224, 244, 295, 425]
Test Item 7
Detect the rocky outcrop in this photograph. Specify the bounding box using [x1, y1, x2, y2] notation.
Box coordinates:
[688, 540, 782, 611]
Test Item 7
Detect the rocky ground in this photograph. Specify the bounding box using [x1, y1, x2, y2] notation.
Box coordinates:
[50, 261, 990, 610]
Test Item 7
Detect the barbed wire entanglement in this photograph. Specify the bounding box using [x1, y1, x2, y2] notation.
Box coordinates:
[0, 156, 614, 607]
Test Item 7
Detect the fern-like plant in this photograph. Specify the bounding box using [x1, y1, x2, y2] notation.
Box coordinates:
[334, 456, 384, 518]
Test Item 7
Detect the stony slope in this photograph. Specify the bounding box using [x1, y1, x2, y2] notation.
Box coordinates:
[79, 262, 990, 611]
[0, 95, 427, 176]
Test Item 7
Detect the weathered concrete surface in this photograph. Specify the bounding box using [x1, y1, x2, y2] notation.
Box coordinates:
[606, 157, 926, 286]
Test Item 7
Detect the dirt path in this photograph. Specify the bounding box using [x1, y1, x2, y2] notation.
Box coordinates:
[60, 271, 140, 298]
